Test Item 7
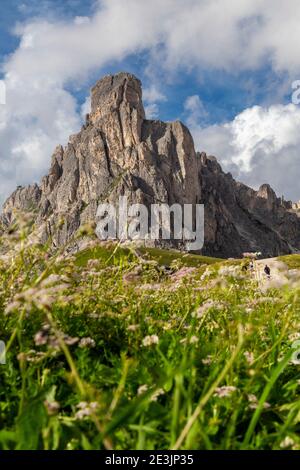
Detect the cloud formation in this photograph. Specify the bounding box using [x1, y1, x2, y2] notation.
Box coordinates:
[192, 104, 300, 201]
[1, 0, 300, 204]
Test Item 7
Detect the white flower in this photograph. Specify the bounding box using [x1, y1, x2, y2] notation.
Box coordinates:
[75, 401, 98, 420]
[244, 351, 254, 365]
[218, 265, 243, 279]
[142, 335, 159, 347]
[200, 269, 211, 281]
[247, 394, 270, 410]
[127, 324, 139, 332]
[79, 337, 96, 348]
[189, 336, 198, 344]
[137, 384, 148, 395]
[280, 437, 295, 449]
[214, 386, 237, 398]
[151, 388, 165, 402]
[290, 357, 300, 365]
[202, 355, 213, 365]
[288, 332, 300, 342]
[193, 300, 222, 319]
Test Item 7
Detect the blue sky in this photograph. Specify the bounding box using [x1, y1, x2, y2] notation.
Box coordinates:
[1, 0, 300, 203]
[0, 0, 291, 124]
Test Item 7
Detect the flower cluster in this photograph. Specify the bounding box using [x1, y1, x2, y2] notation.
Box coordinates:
[142, 335, 159, 347]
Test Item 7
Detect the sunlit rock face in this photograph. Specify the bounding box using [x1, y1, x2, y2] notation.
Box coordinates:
[1, 72, 300, 258]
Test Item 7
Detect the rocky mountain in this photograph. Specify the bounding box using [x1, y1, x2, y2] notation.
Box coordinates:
[1, 72, 300, 258]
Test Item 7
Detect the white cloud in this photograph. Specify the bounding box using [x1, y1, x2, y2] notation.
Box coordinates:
[184, 95, 208, 128]
[2, 0, 300, 204]
[145, 103, 159, 119]
[143, 85, 166, 104]
[0, 76, 80, 204]
[80, 96, 91, 120]
[191, 103, 300, 201]
[143, 85, 166, 119]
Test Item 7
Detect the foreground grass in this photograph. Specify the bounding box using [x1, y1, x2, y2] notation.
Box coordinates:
[0, 232, 300, 450]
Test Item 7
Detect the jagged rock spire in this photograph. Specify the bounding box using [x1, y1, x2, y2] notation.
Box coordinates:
[90, 72, 145, 147]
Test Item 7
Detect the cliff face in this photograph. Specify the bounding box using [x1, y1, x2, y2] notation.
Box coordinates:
[1, 72, 300, 258]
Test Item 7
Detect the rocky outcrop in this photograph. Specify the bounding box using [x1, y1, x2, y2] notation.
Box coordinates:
[1, 72, 300, 258]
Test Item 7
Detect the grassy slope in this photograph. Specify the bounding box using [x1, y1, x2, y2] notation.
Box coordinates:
[75, 244, 222, 268]
[0, 237, 300, 450]
[278, 254, 300, 269]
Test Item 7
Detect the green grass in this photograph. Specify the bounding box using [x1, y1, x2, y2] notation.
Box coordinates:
[278, 254, 300, 269]
[75, 244, 221, 268]
[0, 229, 300, 450]
[138, 247, 222, 267]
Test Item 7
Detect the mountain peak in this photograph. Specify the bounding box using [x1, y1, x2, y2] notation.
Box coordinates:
[91, 72, 144, 118]
[89, 72, 145, 147]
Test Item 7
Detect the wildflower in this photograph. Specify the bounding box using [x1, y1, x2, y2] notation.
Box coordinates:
[244, 351, 254, 365]
[189, 336, 198, 344]
[127, 324, 139, 332]
[139, 283, 161, 291]
[122, 272, 139, 284]
[247, 394, 258, 405]
[5, 281, 70, 313]
[290, 357, 300, 366]
[89, 402, 99, 410]
[200, 269, 212, 281]
[17, 350, 46, 363]
[87, 259, 100, 270]
[88, 313, 102, 319]
[202, 355, 213, 365]
[40, 274, 70, 288]
[75, 402, 99, 420]
[142, 335, 159, 347]
[62, 335, 79, 346]
[48, 333, 79, 350]
[44, 400, 60, 416]
[151, 388, 165, 402]
[218, 265, 243, 279]
[245, 307, 253, 314]
[193, 300, 222, 319]
[5, 301, 20, 314]
[288, 332, 300, 342]
[209, 320, 219, 331]
[137, 384, 148, 395]
[17, 352, 27, 362]
[280, 437, 295, 449]
[79, 337, 96, 349]
[77, 401, 88, 409]
[214, 386, 237, 398]
[171, 267, 197, 282]
[34, 324, 51, 346]
[247, 394, 270, 410]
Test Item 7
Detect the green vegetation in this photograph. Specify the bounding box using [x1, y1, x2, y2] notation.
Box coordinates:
[0, 226, 300, 450]
[75, 244, 221, 269]
[278, 254, 300, 269]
